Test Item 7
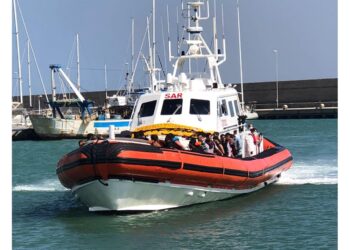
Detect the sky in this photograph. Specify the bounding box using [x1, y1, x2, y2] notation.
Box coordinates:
[11, 0, 337, 96]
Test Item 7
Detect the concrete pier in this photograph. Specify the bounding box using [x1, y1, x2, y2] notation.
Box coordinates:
[14, 78, 337, 119]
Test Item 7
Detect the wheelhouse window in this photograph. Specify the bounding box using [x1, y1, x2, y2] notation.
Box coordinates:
[161, 99, 183, 115]
[220, 99, 228, 116]
[234, 100, 240, 116]
[228, 100, 235, 117]
[138, 100, 157, 117]
[190, 99, 210, 115]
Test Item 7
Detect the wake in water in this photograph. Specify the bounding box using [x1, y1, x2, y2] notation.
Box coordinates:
[13, 179, 68, 192]
[278, 162, 338, 185]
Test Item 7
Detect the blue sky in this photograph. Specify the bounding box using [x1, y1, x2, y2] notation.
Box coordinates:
[11, 0, 337, 96]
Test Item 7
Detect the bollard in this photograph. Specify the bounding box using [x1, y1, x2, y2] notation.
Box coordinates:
[109, 125, 115, 140]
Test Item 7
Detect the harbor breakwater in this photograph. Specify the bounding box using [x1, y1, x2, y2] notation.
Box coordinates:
[15, 78, 337, 118]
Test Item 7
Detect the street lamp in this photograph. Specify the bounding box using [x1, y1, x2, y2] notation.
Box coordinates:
[273, 49, 279, 108]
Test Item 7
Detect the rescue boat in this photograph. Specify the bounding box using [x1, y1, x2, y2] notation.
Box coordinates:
[56, 0, 293, 212]
[57, 135, 292, 211]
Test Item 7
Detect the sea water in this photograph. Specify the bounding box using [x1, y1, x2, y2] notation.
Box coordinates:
[12, 119, 337, 249]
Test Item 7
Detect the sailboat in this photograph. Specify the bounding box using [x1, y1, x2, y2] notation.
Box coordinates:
[235, 0, 258, 119]
[12, 0, 29, 129]
[105, 18, 144, 120]
[29, 64, 132, 139]
[56, 0, 292, 212]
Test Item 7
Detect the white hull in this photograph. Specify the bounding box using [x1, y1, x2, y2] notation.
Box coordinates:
[244, 110, 259, 120]
[72, 177, 279, 212]
[29, 115, 130, 138]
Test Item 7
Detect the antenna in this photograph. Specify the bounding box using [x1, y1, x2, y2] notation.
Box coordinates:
[221, 3, 225, 38]
[236, 0, 245, 108]
[176, 6, 180, 56]
[166, 5, 172, 61]
[213, 0, 218, 61]
[161, 17, 168, 72]
[217, 3, 226, 68]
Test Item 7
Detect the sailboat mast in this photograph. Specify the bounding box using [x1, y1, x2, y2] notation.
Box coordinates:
[152, 0, 156, 71]
[129, 17, 135, 95]
[236, 0, 245, 108]
[131, 18, 135, 80]
[104, 64, 108, 98]
[76, 33, 81, 92]
[50, 66, 57, 102]
[13, 0, 23, 104]
[27, 39, 32, 107]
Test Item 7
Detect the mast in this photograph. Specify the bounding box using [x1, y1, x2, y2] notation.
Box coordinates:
[236, 0, 245, 108]
[50, 65, 57, 102]
[131, 18, 135, 83]
[13, 0, 23, 104]
[152, 0, 156, 72]
[146, 16, 153, 89]
[76, 33, 81, 92]
[27, 39, 32, 107]
[128, 18, 135, 95]
[146, 0, 159, 93]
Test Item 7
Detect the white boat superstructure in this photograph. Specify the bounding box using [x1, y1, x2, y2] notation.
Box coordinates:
[130, 0, 246, 134]
[12, 102, 32, 131]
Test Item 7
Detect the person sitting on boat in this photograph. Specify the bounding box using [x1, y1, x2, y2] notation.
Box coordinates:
[78, 139, 86, 147]
[220, 134, 228, 155]
[233, 130, 242, 158]
[205, 134, 215, 154]
[134, 131, 148, 140]
[197, 133, 210, 153]
[206, 133, 224, 155]
[212, 133, 225, 156]
[97, 134, 105, 140]
[164, 133, 185, 150]
[149, 134, 162, 147]
[224, 133, 236, 157]
[86, 133, 94, 140]
[189, 137, 205, 153]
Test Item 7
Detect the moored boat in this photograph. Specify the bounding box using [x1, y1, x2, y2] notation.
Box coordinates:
[29, 65, 132, 139]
